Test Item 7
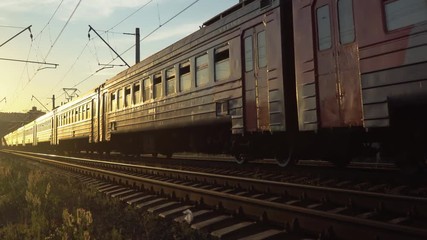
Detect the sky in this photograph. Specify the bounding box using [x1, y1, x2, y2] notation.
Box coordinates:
[0, 0, 238, 113]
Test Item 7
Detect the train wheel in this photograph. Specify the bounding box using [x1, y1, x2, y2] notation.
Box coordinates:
[276, 153, 295, 168]
[275, 145, 296, 167]
[234, 153, 252, 165]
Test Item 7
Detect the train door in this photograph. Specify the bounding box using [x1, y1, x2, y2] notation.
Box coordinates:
[101, 92, 107, 141]
[33, 125, 37, 146]
[92, 97, 99, 143]
[314, 0, 362, 127]
[243, 24, 270, 132]
[53, 116, 57, 145]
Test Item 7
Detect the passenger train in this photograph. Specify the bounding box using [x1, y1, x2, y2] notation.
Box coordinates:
[3, 0, 427, 168]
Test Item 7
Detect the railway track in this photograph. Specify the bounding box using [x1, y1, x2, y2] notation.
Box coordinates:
[3, 149, 427, 240]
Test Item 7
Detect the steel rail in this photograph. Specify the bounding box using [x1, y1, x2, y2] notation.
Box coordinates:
[3, 150, 427, 240]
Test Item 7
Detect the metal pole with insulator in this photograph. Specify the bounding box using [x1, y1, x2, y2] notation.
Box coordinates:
[136, 28, 140, 64]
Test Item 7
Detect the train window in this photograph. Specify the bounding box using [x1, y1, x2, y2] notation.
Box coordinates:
[257, 31, 267, 68]
[143, 78, 152, 101]
[385, 0, 427, 31]
[118, 89, 123, 109]
[196, 54, 209, 87]
[111, 93, 116, 112]
[82, 106, 85, 120]
[153, 73, 162, 99]
[179, 61, 191, 92]
[216, 101, 229, 116]
[215, 46, 230, 81]
[133, 83, 141, 104]
[87, 104, 91, 119]
[166, 68, 175, 95]
[244, 36, 254, 72]
[316, 5, 332, 50]
[125, 87, 131, 107]
[338, 0, 355, 44]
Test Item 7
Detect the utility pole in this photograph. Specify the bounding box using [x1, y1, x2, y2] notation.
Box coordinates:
[136, 28, 140, 64]
[51, 95, 55, 110]
[0, 97, 6, 104]
[124, 28, 141, 64]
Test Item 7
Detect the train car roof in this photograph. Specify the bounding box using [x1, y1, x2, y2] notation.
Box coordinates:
[55, 88, 97, 113]
[105, 0, 269, 86]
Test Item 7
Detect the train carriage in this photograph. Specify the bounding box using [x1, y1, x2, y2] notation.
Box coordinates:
[55, 92, 96, 152]
[293, 0, 427, 165]
[33, 111, 54, 149]
[99, 0, 295, 162]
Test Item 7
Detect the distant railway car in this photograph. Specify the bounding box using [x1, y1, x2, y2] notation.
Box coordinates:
[33, 111, 54, 150]
[15, 126, 24, 147]
[4, 128, 18, 147]
[55, 91, 96, 152]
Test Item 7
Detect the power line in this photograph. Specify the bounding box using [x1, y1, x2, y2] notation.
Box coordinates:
[105, 0, 153, 33]
[55, 0, 199, 104]
[51, 0, 154, 102]
[43, 0, 82, 62]
[0, 57, 58, 67]
[117, 0, 200, 60]
[33, 0, 65, 40]
[0, 25, 26, 29]
[49, 41, 91, 93]
[72, 0, 201, 89]
[23, 0, 82, 91]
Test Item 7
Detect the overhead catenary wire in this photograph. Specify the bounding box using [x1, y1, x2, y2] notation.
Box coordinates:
[72, 0, 201, 90]
[116, 0, 200, 61]
[6, 0, 78, 111]
[49, 40, 91, 93]
[43, 0, 82, 62]
[33, 0, 65, 40]
[50, 0, 154, 102]
[23, 0, 82, 89]
[0, 25, 26, 29]
[105, 0, 153, 33]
